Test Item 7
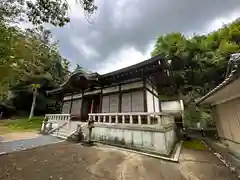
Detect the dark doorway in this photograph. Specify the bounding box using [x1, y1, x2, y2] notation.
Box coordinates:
[81, 95, 101, 121]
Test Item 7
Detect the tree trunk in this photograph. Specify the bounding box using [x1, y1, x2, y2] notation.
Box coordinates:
[29, 87, 37, 121]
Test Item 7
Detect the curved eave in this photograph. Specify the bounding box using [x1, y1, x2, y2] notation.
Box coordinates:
[47, 72, 102, 95]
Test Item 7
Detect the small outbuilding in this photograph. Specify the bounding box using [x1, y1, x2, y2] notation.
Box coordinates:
[197, 53, 240, 161]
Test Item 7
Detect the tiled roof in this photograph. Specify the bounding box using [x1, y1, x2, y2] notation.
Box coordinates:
[196, 53, 240, 104]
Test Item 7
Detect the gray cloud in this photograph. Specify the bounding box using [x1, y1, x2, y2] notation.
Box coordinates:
[51, 0, 240, 71]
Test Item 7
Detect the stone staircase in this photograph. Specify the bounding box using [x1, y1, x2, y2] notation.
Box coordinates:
[49, 121, 88, 140]
[51, 125, 71, 139]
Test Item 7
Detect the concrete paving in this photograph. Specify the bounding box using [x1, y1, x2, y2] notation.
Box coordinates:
[0, 135, 63, 155]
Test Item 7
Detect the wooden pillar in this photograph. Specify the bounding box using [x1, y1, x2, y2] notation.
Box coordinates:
[153, 94, 155, 112]
[80, 92, 84, 121]
[90, 99, 94, 114]
[119, 85, 122, 112]
[60, 95, 64, 113]
[143, 78, 148, 112]
[158, 91, 162, 112]
[99, 88, 103, 113]
[69, 94, 73, 114]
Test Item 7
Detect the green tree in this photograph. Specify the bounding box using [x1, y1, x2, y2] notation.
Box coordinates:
[152, 19, 240, 127]
[0, 0, 97, 26]
[0, 18, 69, 115]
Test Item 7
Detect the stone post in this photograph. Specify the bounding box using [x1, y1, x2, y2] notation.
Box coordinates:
[88, 118, 95, 144]
[41, 116, 48, 134]
[48, 122, 53, 133]
[76, 124, 84, 142]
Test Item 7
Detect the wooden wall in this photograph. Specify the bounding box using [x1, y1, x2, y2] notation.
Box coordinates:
[61, 100, 71, 114]
[61, 78, 162, 114]
[102, 81, 145, 113]
[213, 97, 240, 152]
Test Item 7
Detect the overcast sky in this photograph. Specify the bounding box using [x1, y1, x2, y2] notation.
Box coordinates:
[50, 0, 240, 74]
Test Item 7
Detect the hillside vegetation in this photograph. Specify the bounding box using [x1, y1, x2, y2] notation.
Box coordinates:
[152, 19, 240, 127]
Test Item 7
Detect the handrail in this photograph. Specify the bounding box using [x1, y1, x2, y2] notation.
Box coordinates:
[45, 114, 70, 122]
[45, 114, 70, 116]
[67, 122, 88, 138]
[88, 112, 174, 127]
[48, 122, 67, 134]
[67, 129, 77, 138]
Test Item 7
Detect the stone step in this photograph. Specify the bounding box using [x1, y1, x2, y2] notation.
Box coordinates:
[52, 134, 68, 140]
[50, 127, 71, 134]
[51, 130, 69, 136]
[50, 126, 88, 140]
[59, 129, 71, 134]
[51, 132, 69, 140]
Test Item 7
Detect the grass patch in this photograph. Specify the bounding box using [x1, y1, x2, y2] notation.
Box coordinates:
[183, 139, 206, 150]
[0, 116, 44, 134]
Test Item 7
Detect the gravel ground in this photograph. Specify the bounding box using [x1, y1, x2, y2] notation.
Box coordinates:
[0, 142, 238, 180]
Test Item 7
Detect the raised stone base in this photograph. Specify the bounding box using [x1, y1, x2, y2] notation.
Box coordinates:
[91, 123, 176, 156]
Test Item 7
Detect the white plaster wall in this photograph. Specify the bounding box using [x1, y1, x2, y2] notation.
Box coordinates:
[146, 91, 154, 112]
[72, 93, 82, 99]
[103, 86, 119, 94]
[154, 96, 160, 112]
[92, 125, 175, 155]
[121, 81, 143, 91]
[63, 96, 72, 101]
[161, 101, 184, 112]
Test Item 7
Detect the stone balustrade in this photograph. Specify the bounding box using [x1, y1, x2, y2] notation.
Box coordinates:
[45, 114, 70, 122]
[88, 112, 174, 128]
[43, 114, 71, 131]
[43, 112, 176, 155]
